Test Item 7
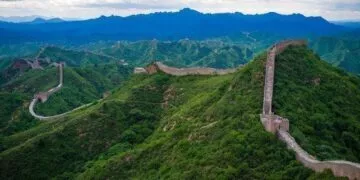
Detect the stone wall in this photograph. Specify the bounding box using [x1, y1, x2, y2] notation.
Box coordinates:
[261, 40, 360, 179]
[278, 130, 360, 179]
[139, 62, 238, 76]
[30, 62, 65, 120]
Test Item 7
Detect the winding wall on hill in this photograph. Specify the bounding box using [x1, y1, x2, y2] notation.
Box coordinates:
[137, 62, 239, 76]
[261, 40, 360, 179]
[28, 63, 92, 120]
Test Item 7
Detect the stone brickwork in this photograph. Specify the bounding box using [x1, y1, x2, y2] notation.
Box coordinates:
[138, 62, 238, 76]
[261, 40, 360, 179]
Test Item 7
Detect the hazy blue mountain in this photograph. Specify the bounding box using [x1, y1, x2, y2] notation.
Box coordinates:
[27, 18, 64, 24]
[0, 8, 344, 44]
[332, 21, 360, 29]
[0, 15, 42, 23]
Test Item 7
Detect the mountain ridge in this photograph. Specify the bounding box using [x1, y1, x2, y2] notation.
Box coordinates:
[1, 42, 360, 179]
[0, 8, 344, 44]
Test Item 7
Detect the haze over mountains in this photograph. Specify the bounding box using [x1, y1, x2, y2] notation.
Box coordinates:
[0, 8, 345, 43]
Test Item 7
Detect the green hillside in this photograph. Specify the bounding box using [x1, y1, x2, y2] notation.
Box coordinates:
[311, 37, 360, 74]
[1, 46, 352, 179]
[85, 39, 253, 68]
[39, 46, 118, 67]
[274, 46, 360, 162]
[0, 63, 131, 137]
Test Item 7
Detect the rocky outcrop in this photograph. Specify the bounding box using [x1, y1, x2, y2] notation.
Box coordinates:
[261, 40, 360, 179]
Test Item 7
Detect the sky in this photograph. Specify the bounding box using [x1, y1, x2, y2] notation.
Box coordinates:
[0, 0, 360, 21]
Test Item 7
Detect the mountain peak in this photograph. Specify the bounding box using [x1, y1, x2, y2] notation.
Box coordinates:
[178, 8, 201, 14]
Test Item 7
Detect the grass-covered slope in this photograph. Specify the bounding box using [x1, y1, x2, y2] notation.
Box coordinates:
[0, 53, 338, 179]
[274, 46, 360, 162]
[0, 73, 172, 179]
[0, 63, 131, 137]
[2, 64, 131, 116]
[0, 92, 37, 136]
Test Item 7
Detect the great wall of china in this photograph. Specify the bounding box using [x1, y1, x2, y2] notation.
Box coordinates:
[261, 40, 360, 179]
[134, 62, 238, 75]
[135, 41, 360, 179]
[29, 62, 65, 120]
[28, 42, 360, 178]
[28, 62, 94, 120]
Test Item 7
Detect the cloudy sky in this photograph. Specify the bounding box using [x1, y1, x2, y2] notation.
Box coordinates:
[0, 0, 359, 21]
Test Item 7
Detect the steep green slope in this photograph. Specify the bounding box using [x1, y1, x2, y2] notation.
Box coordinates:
[85, 39, 253, 68]
[2, 64, 131, 115]
[0, 63, 131, 137]
[311, 37, 360, 74]
[0, 53, 338, 179]
[274, 46, 360, 162]
[0, 92, 37, 136]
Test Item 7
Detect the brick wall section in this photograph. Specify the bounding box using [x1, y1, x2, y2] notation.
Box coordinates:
[262, 48, 276, 115]
[261, 40, 360, 179]
[34, 63, 64, 102]
[278, 130, 360, 179]
[142, 62, 238, 76]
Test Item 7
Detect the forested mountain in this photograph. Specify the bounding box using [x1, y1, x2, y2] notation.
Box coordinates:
[0, 48, 132, 137]
[1, 45, 359, 179]
[0, 8, 343, 43]
[82, 39, 254, 68]
[37, 46, 119, 67]
[274, 46, 360, 162]
[310, 29, 360, 74]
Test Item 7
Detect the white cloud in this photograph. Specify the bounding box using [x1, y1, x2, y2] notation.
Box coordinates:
[0, 0, 359, 21]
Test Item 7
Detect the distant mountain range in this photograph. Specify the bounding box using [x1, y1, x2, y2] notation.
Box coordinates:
[331, 21, 360, 29]
[0, 8, 345, 44]
[0, 16, 74, 23]
[26, 18, 65, 24]
[0, 15, 46, 23]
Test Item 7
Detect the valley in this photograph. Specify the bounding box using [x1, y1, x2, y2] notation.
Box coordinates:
[1, 7, 360, 180]
[1, 40, 360, 179]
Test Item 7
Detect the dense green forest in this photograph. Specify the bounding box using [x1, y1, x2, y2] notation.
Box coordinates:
[273, 46, 360, 162]
[0, 47, 132, 137]
[1, 33, 360, 179]
[81, 39, 254, 68]
[310, 30, 360, 74]
[38, 46, 119, 67]
[2, 46, 355, 179]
